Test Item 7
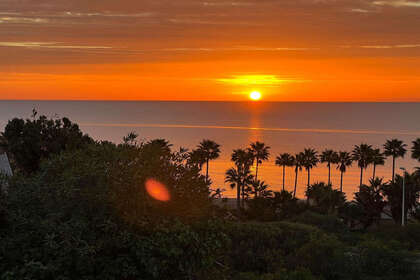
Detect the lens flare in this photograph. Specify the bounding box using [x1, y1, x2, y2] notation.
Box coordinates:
[145, 178, 170, 202]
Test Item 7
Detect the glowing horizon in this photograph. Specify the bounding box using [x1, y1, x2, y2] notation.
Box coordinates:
[0, 0, 420, 101]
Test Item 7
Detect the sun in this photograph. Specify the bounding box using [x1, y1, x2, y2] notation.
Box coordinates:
[250, 91, 262, 101]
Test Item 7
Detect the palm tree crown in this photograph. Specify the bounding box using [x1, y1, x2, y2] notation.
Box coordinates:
[248, 141, 270, 180]
[411, 138, 420, 162]
[197, 139, 221, 183]
[320, 149, 339, 185]
[384, 139, 407, 183]
[275, 153, 295, 191]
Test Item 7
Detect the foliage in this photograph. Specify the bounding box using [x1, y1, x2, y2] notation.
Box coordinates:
[354, 178, 387, 229]
[381, 174, 420, 225]
[305, 182, 345, 215]
[1, 112, 93, 174]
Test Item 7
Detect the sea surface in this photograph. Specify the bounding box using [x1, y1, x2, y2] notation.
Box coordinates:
[1, 101, 419, 199]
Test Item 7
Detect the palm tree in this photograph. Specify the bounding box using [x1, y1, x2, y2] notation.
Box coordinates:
[187, 149, 206, 170]
[228, 149, 254, 208]
[353, 144, 373, 186]
[248, 141, 270, 180]
[275, 153, 295, 191]
[320, 150, 339, 185]
[225, 168, 242, 210]
[197, 139, 221, 183]
[293, 153, 304, 198]
[232, 148, 254, 171]
[384, 139, 407, 183]
[370, 148, 385, 180]
[302, 148, 319, 187]
[337, 151, 353, 192]
[411, 138, 420, 162]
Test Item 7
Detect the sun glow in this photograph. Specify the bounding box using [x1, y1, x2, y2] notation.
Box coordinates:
[250, 91, 262, 101]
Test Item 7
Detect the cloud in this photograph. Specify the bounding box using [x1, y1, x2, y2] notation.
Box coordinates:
[372, 0, 420, 7]
[361, 44, 420, 48]
[216, 75, 287, 86]
[0, 16, 48, 24]
[0, 42, 111, 49]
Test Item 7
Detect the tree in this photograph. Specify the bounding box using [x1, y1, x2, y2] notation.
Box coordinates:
[354, 178, 387, 229]
[226, 149, 254, 210]
[187, 149, 206, 170]
[411, 138, 420, 162]
[293, 153, 304, 198]
[249, 180, 273, 199]
[275, 153, 295, 191]
[353, 144, 373, 187]
[384, 139, 407, 183]
[370, 148, 385, 180]
[1, 112, 93, 174]
[320, 150, 339, 185]
[302, 148, 319, 187]
[248, 141, 270, 180]
[197, 139, 221, 183]
[305, 182, 345, 215]
[381, 173, 420, 225]
[336, 151, 353, 192]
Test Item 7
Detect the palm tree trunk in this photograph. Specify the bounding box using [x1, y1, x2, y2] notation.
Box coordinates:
[206, 158, 209, 183]
[294, 169, 298, 198]
[372, 164, 376, 180]
[255, 159, 259, 180]
[392, 156, 395, 183]
[236, 183, 240, 211]
[282, 165, 285, 191]
[328, 163, 331, 185]
[340, 171, 344, 192]
[360, 167, 363, 186]
[307, 169, 310, 187]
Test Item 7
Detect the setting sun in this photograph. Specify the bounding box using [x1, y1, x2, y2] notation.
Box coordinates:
[250, 91, 262, 101]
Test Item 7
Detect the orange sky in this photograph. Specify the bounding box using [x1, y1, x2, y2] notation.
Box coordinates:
[1, 0, 420, 101]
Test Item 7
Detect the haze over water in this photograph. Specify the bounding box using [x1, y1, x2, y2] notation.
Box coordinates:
[1, 101, 419, 199]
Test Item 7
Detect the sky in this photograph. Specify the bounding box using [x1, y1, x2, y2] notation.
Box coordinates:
[0, 0, 420, 101]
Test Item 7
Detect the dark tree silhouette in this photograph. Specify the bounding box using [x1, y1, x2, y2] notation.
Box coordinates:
[248, 141, 270, 180]
[411, 138, 420, 162]
[275, 153, 295, 191]
[384, 139, 407, 183]
[370, 148, 385, 180]
[302, 148, 319, 187]
[320, 150, 339, 185]
[336, 151, 353, 192]
[197, 139, 221, 183]
[293, 153, 304, 198]
[353, 144, 373, 187]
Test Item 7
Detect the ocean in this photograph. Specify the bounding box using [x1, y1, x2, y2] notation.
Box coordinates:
[1, 101, 419, 199]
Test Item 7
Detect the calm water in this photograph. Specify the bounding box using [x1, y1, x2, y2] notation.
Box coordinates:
[1, 101, 419, 199]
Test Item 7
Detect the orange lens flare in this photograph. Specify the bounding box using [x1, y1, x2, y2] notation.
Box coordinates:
[145, 178, 171, 202]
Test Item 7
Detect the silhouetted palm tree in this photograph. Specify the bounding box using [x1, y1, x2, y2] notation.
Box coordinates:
[197, 139, 221, 183]
[248, 141, 270, 180]
[370, 148, 385, 180]
[384, 139, 407, 183]
[337, 151, 353, 192]
[302, 148, 319, 187]
[293, 153, 304, 198]
[187, 149, 206, 170]
[411, 138, 420, 162]
[353, 144, 373, 187]
[225, 168, 242, 210]
[232, 148, 254, 171]
[275, 153, 295, 191]
[320, 149, 339, 185]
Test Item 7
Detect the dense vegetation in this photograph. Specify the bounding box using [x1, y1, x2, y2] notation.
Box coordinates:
[1, 113, 420, 280]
